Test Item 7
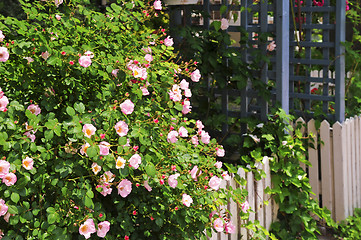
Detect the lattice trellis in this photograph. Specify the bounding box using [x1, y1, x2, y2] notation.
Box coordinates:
[168, 0, 345, 128]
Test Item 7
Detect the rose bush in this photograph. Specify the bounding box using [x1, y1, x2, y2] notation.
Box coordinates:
[0, 0, 265, 239]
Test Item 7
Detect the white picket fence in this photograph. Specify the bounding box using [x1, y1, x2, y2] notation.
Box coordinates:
[207, 116, 361, 239]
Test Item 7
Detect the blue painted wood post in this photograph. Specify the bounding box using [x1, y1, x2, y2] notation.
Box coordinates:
[276, 0, 289, 115]
[335, 0, 346, 122]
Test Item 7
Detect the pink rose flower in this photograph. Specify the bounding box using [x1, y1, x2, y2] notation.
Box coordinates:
[112, 69, 119, 77]
[179, 79, 189, 90]
[182, 193, 193, 207]
[119, 100, 134, 115]
[0, 199, 8, 216]
[190, 165, 201, 181]
[214, 161, 222, 169]
[225, 221, 236, 233]
[97, 221, 110, 238]
[80, 143, 90, 156]
[220, 18, 229, 30]
[101, 171, 115, 183]
[98, 141, 110, 156]
[196, 120, 204, 130]
[178, 127, 188, 137]
[168, 173, 180, 188]
[167, 130, 179, 143]
[154, 0, 162, 10]
[144, 54, 153, 62]
[222, 171, 231, 181]
[22, 157, 34, 170]
[54, 0, 63, 7]
[2, 173, 16, 186]
[184, 89, 192, 98]
[117, 179, 132, 197]
[91, 162, 101, 175]
[190, 69, 201, 82]
[213, 218, 224, 232]
[27, 104, 41, 115]
[164, 36, 174, 47]
[24, 131, 36, 142]
[142, 47, 152, 53]
[144, 180, 152, 192]
[191, 135, 198, 146]
[241, 200, 249, 213]
[116, 157, 126, 169]
[200, 131, 210, 144]
[216, 147, 225, 157]
[0, 30, 5, 42]
[114, 121, 129, 137]
[0, 47, 9, 62]
[140, 86, 150, 96]
[98, 183, 112, 197]
[209, 211, 218, 219]
[209, 176, 221, 190]
[79, 218, 96, 239]
[82, 124, 96, 138]
[0, 160, 10, 178]
[41, 51, 50, 60]
[182, 100, 192, 114]
[129, 154, 141, 169]
[24, 57, 34, 64]
[0, 96, 9, 112]
[4, 212, 10, 222]
[79, 55, 92, 68]
[55, 14, 61, 20]
[267, 41, 276, 52]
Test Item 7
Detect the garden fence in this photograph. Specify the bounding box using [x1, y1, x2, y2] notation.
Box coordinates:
[209, 116, 361, 239]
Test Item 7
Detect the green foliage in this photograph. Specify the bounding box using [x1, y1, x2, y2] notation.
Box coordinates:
[240, 109, 335, 239]
[337, 208, 361, 239]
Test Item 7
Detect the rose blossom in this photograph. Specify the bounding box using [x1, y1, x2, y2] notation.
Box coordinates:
[0, 160, 10, 179]
[182, 100, 192, 114]
[112, 69, 119, 77]
[0, 30, 5, 42]
[91, 162, 101, 175]
[216, 147, 225, 157]
[168, 173, 180, 188]
[220, 18, 229, 30]
[190, 69, 201, 82]
[3, 212, 10, 222]
[184, 89, 192, 98]
[2, 173, 17, 186]
[167, 130, 179, 143]
[179, 79, 189, 90]
[140, 86, 149, 96]
[241, 200, 249, 213]
[0, 199, 8, 216]
[55, 14, 61, 20]
[178, 126, 188, 137]
[213, 218, 224, 232]
[82, 124, 96, 138]
[209, 176, 221, 190]
[117, 179, 132, 197]
[101, 171, 115, 183]
[22, 157, 34, 170]
[225, 221, 236, 234]
[54, 0, 63, 7]
[191, 135, 198, 146]
[144, 54, 153, 62]
[144, 180, 152, 192]
[98, 141, 110, 156]
[200, 130, 210, 144]
[267, 41, 276, 52]
[214, 161, 222, 169]
[79, 55, 92, 68]
[116, 157, 126, 169]
[154, 0, 162, 10]
[41, 51, 50, 60]
[190, 165, 201, 181]
[80, 143, 90, 156]
[27, 104, 41, 115]
[114, 121, 129, 137]
[222, 171, 231, 181]
[164, 36, 174, 47]
[0, 95, 8, 112]
[182, 193, 193, 207]
[24, 131, 36, 142]
[79, 218, 96, 239]
[98, 183, 112, 197]
[119, 100, 134, 115]
[129, 154, 141, 169]
[97, 221, 110, 238]
[0, 47, 9, 62]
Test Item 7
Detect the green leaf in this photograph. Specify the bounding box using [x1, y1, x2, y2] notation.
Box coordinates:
[220, 5, 227, 15]
[87, 146, 98, 158]
[74, 102, 85, 113]
[48, 213, 59, 224]
[66, 106, 76, 116]
[11, 192, 20, 203]
[7, 205, 18, 214]
[84, 196, 94, 209]
[145, 162, 156, 177]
